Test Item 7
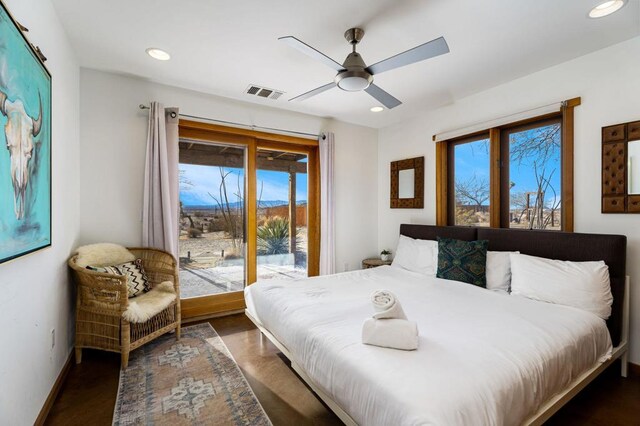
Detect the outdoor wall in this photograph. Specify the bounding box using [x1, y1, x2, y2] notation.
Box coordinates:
[377, 35, 640, 363]
[0, 0, 80, 424]
[79, 68, 378, 273]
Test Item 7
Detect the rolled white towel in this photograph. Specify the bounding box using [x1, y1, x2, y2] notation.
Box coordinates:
[371, 290, 407, 320]
[362, 318, 419, 351]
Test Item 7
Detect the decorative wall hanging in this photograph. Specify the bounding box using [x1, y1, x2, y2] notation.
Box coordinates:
[390, 156, 424, 208]
[601, 120, 640, 213]
[0, 1, 52, 263]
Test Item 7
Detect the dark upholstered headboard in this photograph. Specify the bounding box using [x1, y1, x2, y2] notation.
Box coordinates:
[399, 224, 627, 346]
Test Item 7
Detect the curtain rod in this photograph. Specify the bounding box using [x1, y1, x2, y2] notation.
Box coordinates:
[138, 104, 321, 139]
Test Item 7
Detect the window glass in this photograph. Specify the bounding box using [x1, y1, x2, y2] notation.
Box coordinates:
[506, 121, 561, 230]
[256, 149, 308, 281]
[178, 142, 246, 299]
[452, 137, 491, 227]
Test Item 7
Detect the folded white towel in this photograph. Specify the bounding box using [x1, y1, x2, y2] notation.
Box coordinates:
[362, 318, 419, 351]
[371, 290, 407, 320]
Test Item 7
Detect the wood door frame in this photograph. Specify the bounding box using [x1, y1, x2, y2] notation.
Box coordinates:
[178, 120, 320, 319]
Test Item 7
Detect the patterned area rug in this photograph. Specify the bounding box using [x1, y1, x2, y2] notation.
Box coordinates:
[113, 323, 272, 425]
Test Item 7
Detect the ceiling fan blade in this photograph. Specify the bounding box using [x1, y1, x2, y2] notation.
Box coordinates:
[365, 84, 402, 109]
[279, 36, 344, 72]
[367, 36, 449, 75]
[289, 82, 337, 102]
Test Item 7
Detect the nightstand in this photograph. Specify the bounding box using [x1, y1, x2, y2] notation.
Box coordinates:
[362, 258, 393, 269]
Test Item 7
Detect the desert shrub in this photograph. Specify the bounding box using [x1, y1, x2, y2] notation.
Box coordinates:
[455, 208, 478, 225]
[224, 253, 242, 260]
[188, 227, 202, 238]
[257, 216, 292, 255]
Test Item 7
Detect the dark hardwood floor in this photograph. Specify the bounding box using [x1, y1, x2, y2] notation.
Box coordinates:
[46, 314, 640, 425]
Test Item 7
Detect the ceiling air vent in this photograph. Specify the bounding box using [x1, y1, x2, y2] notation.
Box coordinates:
[246, 85, 261, 95]
[245, 84, 284, 100]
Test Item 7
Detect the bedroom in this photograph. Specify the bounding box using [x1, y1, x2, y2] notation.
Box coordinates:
[0, 0, 639, 424]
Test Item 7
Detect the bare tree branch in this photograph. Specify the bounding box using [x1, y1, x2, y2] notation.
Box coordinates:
[208, 167, 243, 251]
[509, 124, 560, 166]
[455, 175, 490, 208]
[525, 163, 560, 230]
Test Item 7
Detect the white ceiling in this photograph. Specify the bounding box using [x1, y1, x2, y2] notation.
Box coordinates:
[52, 0, 640, 129]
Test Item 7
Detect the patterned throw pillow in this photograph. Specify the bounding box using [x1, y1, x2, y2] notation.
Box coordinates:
[87, 259, 150, 298]
[436, 237, 488, 287]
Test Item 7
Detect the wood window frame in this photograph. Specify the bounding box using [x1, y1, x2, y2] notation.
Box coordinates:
[436, 97, 579, 231]
[178, 119, 320, 319]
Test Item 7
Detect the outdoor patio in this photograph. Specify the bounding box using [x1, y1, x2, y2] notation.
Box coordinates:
[179, 262, 307, 299]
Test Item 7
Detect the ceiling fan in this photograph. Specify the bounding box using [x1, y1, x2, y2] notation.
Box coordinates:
[279, 28, 450, 110]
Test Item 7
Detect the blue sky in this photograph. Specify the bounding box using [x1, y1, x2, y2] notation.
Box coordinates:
[180, 163, 308, 206]
[454, 126, 561, 207]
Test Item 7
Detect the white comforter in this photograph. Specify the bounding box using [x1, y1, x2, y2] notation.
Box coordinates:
[245, 266, 612, 426]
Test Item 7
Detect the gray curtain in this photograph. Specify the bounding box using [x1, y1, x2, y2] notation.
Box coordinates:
[142, 102, 180, 259]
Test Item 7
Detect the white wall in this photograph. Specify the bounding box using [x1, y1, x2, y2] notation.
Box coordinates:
[378, 35, 640, 363]
[79, 69, 378, 273]
[0, 0, 80, 424]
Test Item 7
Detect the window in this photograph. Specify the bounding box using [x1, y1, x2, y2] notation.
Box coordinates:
[501, 118, 562, 230]
[448, 134, 491, 227]
[437, 98, 578, 231]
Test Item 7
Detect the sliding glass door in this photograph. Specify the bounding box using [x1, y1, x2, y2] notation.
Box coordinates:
[177, 121, 319, 319]
[256, 148, 308, 281]
[178, 141, 246, 299]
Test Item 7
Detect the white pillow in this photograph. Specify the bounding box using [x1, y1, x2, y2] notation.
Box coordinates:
[486, 251, 519, 293]
[510, 253, 613, 319]
[391, 235, 438, 276]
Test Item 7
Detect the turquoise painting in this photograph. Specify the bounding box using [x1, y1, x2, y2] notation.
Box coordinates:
[0, 2, 51, 263]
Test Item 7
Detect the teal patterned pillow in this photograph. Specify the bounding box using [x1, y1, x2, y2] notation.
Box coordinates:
[436, 237, 488, 287]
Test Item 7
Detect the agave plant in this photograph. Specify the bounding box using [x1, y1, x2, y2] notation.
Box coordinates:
[257, 216, 298, 255]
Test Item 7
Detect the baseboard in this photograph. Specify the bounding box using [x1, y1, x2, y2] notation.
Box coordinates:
[34, 350, 74, 426]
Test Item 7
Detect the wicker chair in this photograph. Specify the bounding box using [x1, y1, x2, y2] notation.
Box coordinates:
[68, 247, 181, 368]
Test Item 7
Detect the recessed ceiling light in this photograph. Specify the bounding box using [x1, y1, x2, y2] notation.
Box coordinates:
[146, 47, 171, 61]
[589, 0, 626, 18]
[370, 106, 384, 112]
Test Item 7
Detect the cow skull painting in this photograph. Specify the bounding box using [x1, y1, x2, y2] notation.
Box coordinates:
[0, 90, 42, 219]
[0, 0, 51, 264]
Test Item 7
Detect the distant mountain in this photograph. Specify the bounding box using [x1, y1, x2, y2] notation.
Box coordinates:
[179, 192, 211, 207]
[258, 200, 296, 207]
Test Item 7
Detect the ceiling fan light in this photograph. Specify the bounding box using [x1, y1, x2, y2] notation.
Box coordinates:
[338, 76, 370, 91]
[589, 0, 625, 18]
[335, 69, 373, 92]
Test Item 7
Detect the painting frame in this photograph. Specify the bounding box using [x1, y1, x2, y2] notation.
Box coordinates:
[0, 0, 52, 264]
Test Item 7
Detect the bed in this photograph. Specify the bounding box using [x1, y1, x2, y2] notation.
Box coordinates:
[244, 225, 629, 426]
